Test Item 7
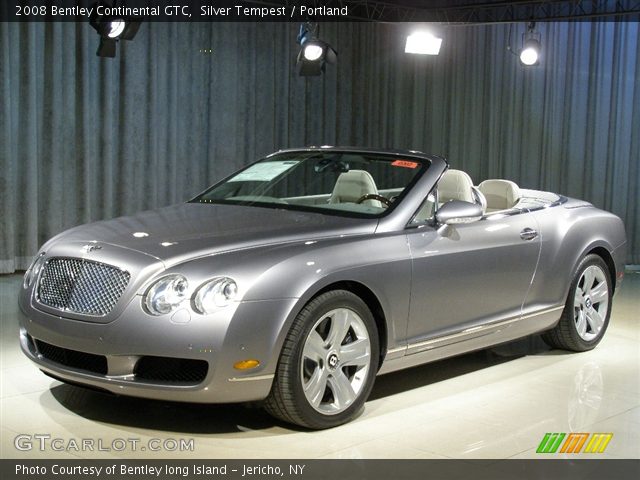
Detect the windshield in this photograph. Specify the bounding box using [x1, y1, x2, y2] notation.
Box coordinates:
[192, 151, 429, 217]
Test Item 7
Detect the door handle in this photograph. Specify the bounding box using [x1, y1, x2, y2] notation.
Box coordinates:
[520, 228, 538, 241]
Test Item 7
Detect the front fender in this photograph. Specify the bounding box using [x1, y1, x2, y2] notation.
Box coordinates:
[246, 233, 413, 369]
[155, 233, 412, 373]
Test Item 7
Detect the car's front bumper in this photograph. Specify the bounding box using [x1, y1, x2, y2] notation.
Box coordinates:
[19, 295, 299, 403]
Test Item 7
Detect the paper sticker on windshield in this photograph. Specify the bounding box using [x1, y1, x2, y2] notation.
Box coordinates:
[392, 160, 419, 169]
[229, 160, 299, 182]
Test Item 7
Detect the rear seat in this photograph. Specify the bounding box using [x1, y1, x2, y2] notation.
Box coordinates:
[478, 179, 521, 213]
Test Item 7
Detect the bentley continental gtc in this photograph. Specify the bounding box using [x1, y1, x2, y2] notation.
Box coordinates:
[19, 147, 626, 428]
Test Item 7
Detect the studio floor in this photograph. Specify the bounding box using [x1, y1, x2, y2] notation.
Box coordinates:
[1, 272, 638, 460]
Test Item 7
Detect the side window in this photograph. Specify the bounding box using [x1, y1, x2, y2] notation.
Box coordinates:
[410, 192, 437, 225]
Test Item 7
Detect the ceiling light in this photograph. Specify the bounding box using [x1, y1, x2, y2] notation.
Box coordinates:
[303, 44, 324, 61]
[520, 40, 540, 65]
[296, 22, 337, 76]
[89, 1, 141, 58]
[520, 22, 541, 66]
[106, 20, 126, 39]
[405, 31, 443, 55]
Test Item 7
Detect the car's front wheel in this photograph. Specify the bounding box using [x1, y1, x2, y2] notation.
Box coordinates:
[543, 254, 612, 352]
[265, 290, 379, 429]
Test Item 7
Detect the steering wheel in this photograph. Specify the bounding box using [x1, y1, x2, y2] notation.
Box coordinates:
[355, 194, 392, 207]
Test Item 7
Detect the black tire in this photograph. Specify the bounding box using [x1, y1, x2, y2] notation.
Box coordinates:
[542, 254, 613, 352]
[264, 290, 380, 429]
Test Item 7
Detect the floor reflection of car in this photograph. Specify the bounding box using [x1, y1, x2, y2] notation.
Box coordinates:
[19, 147, 626, 429]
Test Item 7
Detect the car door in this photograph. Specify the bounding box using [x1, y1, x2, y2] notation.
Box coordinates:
[405, 207, 541, 348]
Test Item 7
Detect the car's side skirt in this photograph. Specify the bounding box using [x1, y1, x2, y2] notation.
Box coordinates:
[378, 305, 564, 375]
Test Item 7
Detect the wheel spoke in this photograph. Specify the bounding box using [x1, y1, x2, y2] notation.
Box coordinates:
[339, 338, 370, 367]
[586, 309, 604, 334]
[303, 330, 326, 362]
[576, 311, 587, 338]
[304, 367, 329, 408]
[589, 282, 608, 303]
[328, 370, 356, 410]
[325, 310, 351, 349]
[574, 289, 584, 307]
[582, 267, 596, 291]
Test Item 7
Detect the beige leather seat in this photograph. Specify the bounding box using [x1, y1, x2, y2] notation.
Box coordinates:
[413, 169, 479, 222]
[438, 169, 475, 203]
[478, 179, 521, 213]
[330, 170, 383, 208]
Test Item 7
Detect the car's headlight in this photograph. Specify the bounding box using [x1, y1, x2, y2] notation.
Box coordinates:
[144, 274, 189, 316]
[193, 277, 238, 314]
[23, 253, 46, 289]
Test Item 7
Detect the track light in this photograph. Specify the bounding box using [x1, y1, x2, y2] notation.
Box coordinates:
[106, 20, 126, 39]
[303, 43, 324, 61]
[89, 1, 141, 58]
[296, 23, 337, 77]
[520, 40, 540, 65]
[405, 31, 442, 55]
[519, 22, 541, 66]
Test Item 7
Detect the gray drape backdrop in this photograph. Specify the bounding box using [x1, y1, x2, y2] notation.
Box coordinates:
[1, 21, 638, 272]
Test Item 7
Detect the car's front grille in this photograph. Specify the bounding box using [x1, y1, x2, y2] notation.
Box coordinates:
[35, 340, 108, 375]
[37, 258, 130, 316]
[134, 356, 209, 384]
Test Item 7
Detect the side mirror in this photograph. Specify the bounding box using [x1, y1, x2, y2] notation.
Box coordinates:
[435, 200, 483, 225]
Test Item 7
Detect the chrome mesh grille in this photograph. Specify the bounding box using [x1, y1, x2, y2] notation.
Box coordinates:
[37, 258, 130, 316]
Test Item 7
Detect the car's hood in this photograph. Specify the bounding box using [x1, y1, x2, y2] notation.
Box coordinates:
[46, 203, 378, 264]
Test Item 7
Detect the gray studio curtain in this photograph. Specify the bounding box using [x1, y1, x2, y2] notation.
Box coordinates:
[1, 21, 638, 273]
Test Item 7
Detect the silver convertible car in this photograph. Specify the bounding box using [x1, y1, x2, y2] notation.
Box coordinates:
[19, 147, 626, 429]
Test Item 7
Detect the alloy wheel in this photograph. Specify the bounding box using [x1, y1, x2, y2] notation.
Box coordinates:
[300, 308, 372, 415]
[573, 265, 610, 342]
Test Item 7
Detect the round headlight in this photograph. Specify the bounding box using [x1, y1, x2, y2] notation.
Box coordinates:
[193, 277, 238, 314]
[144, 274, 189, 316]
[23, 253, 46, 289]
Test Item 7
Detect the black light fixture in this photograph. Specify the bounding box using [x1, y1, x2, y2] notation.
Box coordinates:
[296, 22, 337, 76]
[89, 1, 141, 58]
[519, 22, 541, 66]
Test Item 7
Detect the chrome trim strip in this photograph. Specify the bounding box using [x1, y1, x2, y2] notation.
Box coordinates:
[228, 374, 275, 383]
[385, 346, 405, 355]
[406, 306, 564, 353]
[521, 305, 564, 319]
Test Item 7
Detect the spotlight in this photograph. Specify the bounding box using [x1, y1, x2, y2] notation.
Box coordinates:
[519, 22, 541, 66]
[106, 20, 126, 39]
[303, 43, 324, 61]
[89, 1, 141, 58]
[405, 31, 442, 55]
[520, 39, 540, 65]
[296, 23, 337, 77]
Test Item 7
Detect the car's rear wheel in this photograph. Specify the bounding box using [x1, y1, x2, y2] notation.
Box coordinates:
[264, 290, 379, 429]
[543, 254, 612, 352]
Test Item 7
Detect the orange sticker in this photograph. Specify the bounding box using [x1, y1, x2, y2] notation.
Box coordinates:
[392, 160, 419, 169]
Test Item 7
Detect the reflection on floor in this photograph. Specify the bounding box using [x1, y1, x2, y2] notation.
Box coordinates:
[1, 272, 638, 459]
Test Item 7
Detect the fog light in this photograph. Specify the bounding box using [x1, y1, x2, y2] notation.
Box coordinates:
[233, 359, 260, 370]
